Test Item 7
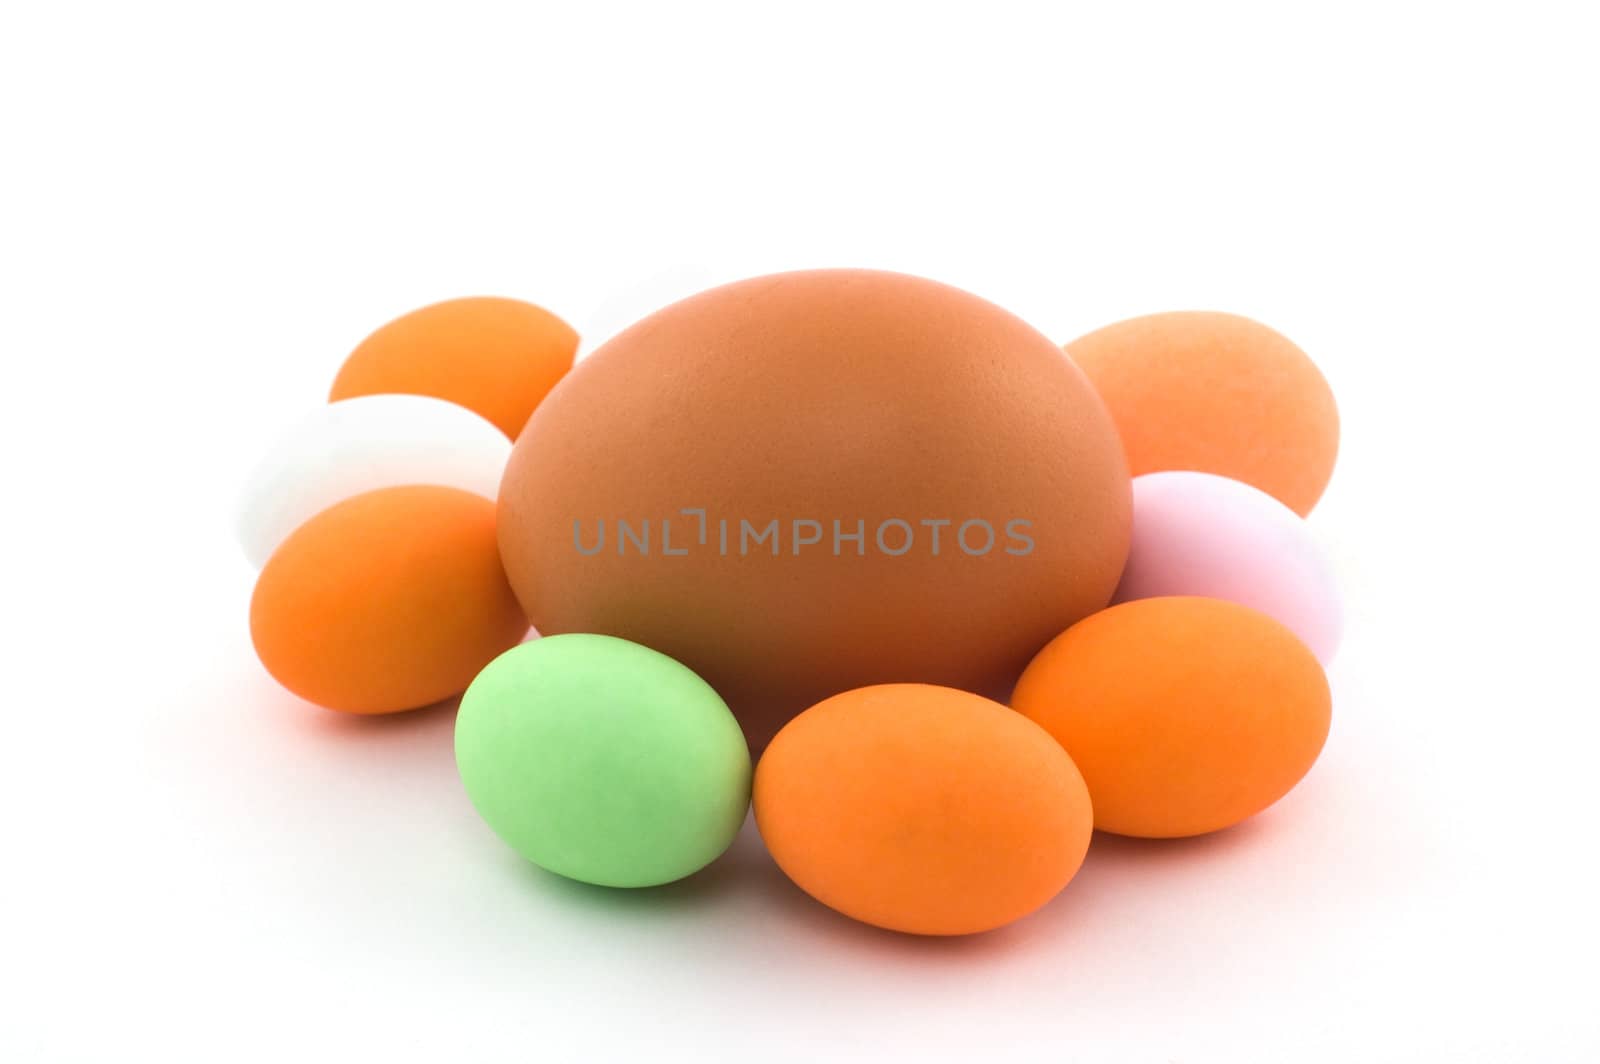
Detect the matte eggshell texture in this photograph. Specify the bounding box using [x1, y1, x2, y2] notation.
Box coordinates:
[1067, 311, 1339, 516]
[236, 394, 512, 569]
[1115, 471, 1342, 663]
[755, 684, 1093, 936]
[498, 269, 1132, 749]
[330, 296, 578, 440]
[250, 485, 528, 714]
[455, 635, 751, 888]
[1012, 597, 1331, 839]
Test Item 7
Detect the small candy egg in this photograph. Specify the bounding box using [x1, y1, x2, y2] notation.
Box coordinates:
[455, 634, 750, 888]
[235, 394, 511, 569]
[1012, 597, 1331, 838]
[1067, 311, 1339, 515]
[754, 684, 1093, 936]
[329, 296, 578, 439]
[1115, 471, 1342, 663]
[250, 485, 527, 714]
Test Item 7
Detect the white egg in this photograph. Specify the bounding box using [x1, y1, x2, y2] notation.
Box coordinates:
[236, 394, 511, 568]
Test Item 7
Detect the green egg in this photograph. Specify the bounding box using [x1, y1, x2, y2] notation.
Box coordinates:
[455, 633, 751, 888]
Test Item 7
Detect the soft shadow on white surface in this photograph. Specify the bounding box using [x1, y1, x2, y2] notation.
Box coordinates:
[12, 515, 1594, 1063]
[172, 643, 1400, 974]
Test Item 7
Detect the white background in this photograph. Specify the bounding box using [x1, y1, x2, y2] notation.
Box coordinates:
[4, 2, 1598, 1061]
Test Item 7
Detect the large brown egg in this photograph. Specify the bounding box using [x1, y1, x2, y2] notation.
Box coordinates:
[498, 270, 1130, 746]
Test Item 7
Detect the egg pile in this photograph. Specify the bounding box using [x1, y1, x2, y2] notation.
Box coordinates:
[241, 297, 575, 712]
[240, 271, 1344, 937]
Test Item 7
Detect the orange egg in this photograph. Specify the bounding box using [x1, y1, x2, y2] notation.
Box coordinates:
[755, 684, 1094, 935]
[1012, 597, 1331, 838]
[250, 485, 528, 713]
[329, 296, 578, 439]
[1066, 311, 1338, 515]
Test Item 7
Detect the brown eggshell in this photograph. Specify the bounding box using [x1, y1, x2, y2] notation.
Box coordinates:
[498, 269, 1130, 746]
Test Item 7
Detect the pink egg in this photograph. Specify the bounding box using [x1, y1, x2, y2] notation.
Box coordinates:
[1114, 471, 1343, 663]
